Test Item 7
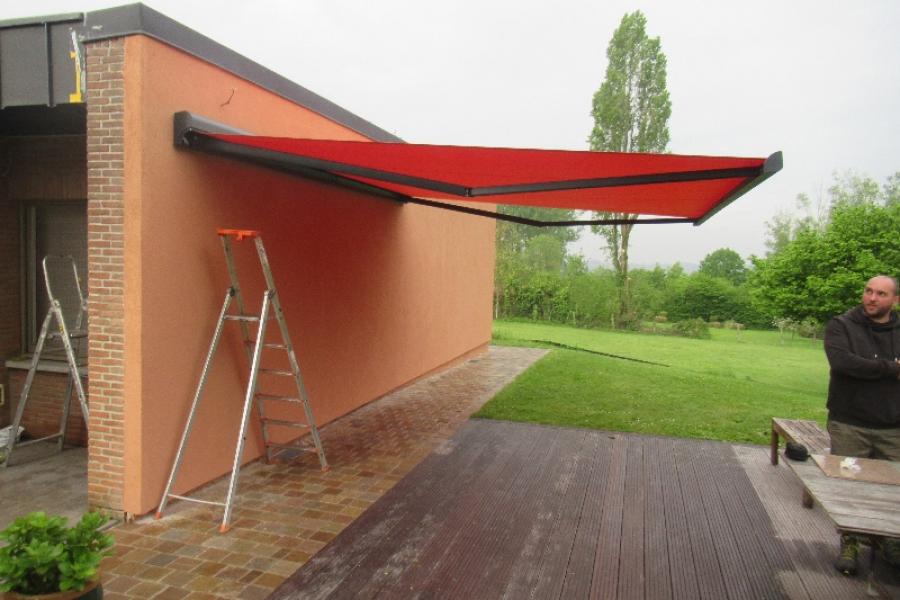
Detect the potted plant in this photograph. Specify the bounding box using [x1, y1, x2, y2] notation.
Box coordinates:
[0, 511, 114, 599]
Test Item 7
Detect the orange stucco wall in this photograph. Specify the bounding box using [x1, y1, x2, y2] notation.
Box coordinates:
[121, 36, 494, 515]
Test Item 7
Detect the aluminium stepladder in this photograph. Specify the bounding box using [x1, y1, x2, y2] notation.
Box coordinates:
[156, 229, 328, 533]
[2, 255, 89, 468]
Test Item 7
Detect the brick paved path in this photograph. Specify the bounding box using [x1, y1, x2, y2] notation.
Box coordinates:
[101, 346, 546, 599]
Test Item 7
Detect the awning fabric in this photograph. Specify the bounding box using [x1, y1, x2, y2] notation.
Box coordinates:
[174, 112, 782, 227]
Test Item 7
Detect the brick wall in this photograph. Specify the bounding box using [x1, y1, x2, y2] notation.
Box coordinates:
[85, 38, 126, 514]
[7, 370, 88, 446]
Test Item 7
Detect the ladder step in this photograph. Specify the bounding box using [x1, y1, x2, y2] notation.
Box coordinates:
[261, 417, 309, 428]
[243, 340, 288, 350]
[265, 343, 288, 350]
[11, 433, 63, 448]
[256, 393, 302, 403]
[48, 330, 88, 339]
[167, 494, 227, 508]
[259, 368, 293, 377]
[224, 315, 261, 322]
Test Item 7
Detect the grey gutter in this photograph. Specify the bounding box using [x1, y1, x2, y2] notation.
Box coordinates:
[0, 13, 83, 28]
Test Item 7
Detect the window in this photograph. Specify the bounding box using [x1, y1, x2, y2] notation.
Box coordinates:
[23, 200, 87, 359]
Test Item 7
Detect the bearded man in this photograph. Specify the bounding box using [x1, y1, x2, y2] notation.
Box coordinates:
[824, 275, 900, 576]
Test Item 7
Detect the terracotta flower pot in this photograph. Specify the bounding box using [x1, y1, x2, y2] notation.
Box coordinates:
[4, 578, 102, 600]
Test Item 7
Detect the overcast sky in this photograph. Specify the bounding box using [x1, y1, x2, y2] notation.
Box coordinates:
[5, 1, 900, 267]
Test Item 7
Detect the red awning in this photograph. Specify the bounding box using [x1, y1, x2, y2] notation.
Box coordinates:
[174, 112, 782, 227]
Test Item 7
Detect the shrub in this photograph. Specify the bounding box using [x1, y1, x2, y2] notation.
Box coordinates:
[671, 318, 711, 339]
[0, 511, 114, 595]
[797, 317, 823, 340]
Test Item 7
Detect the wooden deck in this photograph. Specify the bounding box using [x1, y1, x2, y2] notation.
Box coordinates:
[270, 420, 900, 600]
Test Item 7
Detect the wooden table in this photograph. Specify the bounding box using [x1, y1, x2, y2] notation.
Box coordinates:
[785, 454, 900, 538]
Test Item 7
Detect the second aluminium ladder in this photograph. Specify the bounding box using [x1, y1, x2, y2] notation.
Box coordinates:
[156, 229, 328, 532]
[2, 255, 89, 468]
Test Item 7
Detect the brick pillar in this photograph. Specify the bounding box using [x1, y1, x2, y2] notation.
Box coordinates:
[85, 38, 126, 514]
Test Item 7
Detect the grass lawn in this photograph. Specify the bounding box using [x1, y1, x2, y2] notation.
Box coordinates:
[475, 320, 829, 445]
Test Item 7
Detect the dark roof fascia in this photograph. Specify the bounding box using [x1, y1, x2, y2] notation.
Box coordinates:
[81, 3, 402, 143]
[0, 13, 83, 28]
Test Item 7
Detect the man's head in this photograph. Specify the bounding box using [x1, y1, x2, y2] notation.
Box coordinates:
[862, 275, 899, 323]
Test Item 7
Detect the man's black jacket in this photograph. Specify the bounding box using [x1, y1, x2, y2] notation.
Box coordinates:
[824, 306, 900, 427]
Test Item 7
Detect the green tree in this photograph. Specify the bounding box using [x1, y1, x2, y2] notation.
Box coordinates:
[763, 210, 795, 256]
[828, 171, 880, 206]
[493, 206, 579, 318]
[884, 173, 900, 206]
[628, 267, 668, 321]
[666, 274, 739, 322]
[589, 10, 671, 327]
[763, 170, 899, 256]
[495, 206, 579, 254]
[750, 200, 900, 323]
[523, 234, 567, 273]
[569, 268, 619, 327]
[698, 248, 748, 285]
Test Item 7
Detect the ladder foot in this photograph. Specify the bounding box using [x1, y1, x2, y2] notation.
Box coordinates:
[154, 511, 163, 520]
[320, 464, 330, 473]
[219, 523, 231, 534]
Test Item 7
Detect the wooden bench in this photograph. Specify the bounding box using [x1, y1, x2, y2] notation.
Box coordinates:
[771, 418, 831, 508]
[770, 418, 830, 466]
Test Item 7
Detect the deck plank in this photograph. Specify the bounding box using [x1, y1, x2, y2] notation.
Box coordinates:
[617, 438, 646, 600]
[588, 434, 628, 600]
[702, 439, 785, 600]
[672, 439, 731, 600]
[720, 445, 808, 600]
[501, 431, 599, 600]
[691, 439, 773, 599]
[644, 437, 673, 600]
[655, 437, 700, 600]
[553, 434, 612, 600]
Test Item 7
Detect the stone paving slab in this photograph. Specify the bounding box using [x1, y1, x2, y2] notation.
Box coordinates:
[0, 443, 88, 531]
[98, 345, 546, 599]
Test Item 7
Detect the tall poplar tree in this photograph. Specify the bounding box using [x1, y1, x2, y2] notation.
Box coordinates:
[589, 11, 671, 327]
